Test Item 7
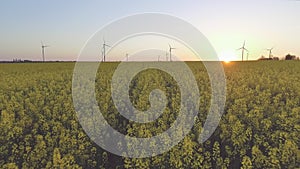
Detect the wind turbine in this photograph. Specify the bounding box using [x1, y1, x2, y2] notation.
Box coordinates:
[126, 53, 129, 62]
[237, 40, 248, 61]
[41, 41, 49, 62]
[158, 55, 160, 62]
[266, 47, 274, 59]
[102, 38, 110, 62]
[169, 44, 176, 62]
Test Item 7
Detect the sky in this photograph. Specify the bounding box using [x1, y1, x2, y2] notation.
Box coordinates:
[0, 0, 299, 61]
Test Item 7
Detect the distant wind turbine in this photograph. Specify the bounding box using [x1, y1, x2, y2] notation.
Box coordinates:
[41, 41, 49, 62]
[266, 47, 274, 59]
[237, 40, 248, 61]
[126, 53, 129, 62]
[102, 38, 110, 62]
[169, 44, 176, 62]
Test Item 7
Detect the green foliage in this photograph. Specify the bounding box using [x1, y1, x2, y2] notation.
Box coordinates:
[0, 61, 299, 168]
[241, 156, 253, 169]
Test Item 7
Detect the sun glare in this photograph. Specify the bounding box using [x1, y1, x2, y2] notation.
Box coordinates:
[219, 50, 237, 63]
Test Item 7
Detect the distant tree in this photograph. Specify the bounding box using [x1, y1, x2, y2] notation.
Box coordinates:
[258, 56, 272, 61]
[285, 54, 296, 60]
[273, 57, 279, 60]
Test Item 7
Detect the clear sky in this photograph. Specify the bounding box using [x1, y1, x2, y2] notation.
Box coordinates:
[0, 0, 299, 61]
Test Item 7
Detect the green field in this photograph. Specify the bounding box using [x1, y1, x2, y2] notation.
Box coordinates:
[0, 61, 299, 168]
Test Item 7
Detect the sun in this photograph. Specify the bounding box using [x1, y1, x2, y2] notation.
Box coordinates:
[218, 50, 238, 63]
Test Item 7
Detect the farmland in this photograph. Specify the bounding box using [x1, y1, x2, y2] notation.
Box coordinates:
[0, 61, 299, 168]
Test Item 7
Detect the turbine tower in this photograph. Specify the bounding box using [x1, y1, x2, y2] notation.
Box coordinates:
[266, 47, 274, 59]
[41, 41, 49, 62]
[169, 44, 176, 62]
[102, 38, 110, 62]
[237, 40, 248, 61]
